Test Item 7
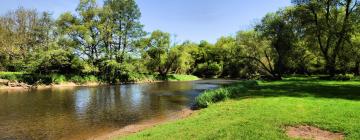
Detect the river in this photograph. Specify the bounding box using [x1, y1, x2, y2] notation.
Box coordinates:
[0, 80, 235, 140]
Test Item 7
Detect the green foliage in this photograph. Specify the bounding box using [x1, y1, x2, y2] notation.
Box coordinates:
[194, 62, 222, 78]
[320, 74, 353, 81]
[195, 81, 254, 108]
[0, 72, 25, 81]
[51, 74, 66, 84]
[292, 0, 359, 76]
[166, 74, 199, 81]
[28, 46, 83, 75]
[125, 73, 156, 82]
[255, 9, 297, 78]
[332, 75, 352, 81]
[69, 75, 98, 84]
[2, 0, 360, 84]
[99, 60, 123, 83]
[143, 30, 173, 76]
[69, 76, 83, 83]
[83, 75, 98, 82]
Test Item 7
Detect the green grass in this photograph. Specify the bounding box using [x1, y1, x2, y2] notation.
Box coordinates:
[120, 78, 360, 140]
[195, 81, 257, 108]
[0, 71, 25, 81]
[126, 73, 157, 82]
[166, 74, 200, 81]
[51, 74, 67, 84]
[69, 75, 98, 84]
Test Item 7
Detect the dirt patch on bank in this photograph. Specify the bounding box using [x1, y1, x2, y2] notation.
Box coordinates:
[286, 125, 344, 140]
[89, 108, 194, 140]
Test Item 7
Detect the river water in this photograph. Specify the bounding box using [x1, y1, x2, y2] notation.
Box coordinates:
[0, 80, 235, 140]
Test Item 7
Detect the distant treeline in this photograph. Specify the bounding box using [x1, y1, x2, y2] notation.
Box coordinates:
[0, 0, 359, 83]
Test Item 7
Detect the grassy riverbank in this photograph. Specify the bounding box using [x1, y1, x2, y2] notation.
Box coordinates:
[120, 78, 360, 140]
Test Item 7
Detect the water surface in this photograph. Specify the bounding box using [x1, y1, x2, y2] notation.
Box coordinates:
[0, 80, 234, 140]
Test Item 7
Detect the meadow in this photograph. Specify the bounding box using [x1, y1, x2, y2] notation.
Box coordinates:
[121, 77, 360, 140]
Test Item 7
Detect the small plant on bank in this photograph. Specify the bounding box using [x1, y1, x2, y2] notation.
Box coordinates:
[51, 74, 67, 84]
[195, 81, 257, 108]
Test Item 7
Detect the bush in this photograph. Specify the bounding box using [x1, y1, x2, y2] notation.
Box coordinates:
[83, 75, 98, 82]
[99, 60, 123, 83]
[195, 84, 248, 108]
[194, 63, 222, 78]
[333, 75, 351, 81]
[125, 73, 156, 82]
[51, 74, 67, 84]
[167, 74, 199, 81]
[320, 74, 351, 81]
[0, 72, 25, 82]
[69, 75, 98, 84]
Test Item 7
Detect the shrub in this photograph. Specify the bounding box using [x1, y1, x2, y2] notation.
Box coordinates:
[126, 73, 156, 82]
[51, 74, 67, 84]
[194, 63, 222, 78]
[99, 60, 124, 83]
[167, 74, 199, 81]
[0, 72, 25, 82]
[320, 74, 351, 81]
[68, 75, 98, 84]
[83, 75, 98, 82]
[69, 75, 85, 84]
[333, 75, 351, 81]
[195, 84, 248, 108]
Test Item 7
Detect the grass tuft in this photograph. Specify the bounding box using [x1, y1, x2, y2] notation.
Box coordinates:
[195, 80, 258, 108]
[166, 74, 200, 81]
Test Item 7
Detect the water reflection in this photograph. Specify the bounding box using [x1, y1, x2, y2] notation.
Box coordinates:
[0, 80, 233, 140]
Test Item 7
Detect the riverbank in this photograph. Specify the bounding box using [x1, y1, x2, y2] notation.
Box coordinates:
[117, 78, 360, 140]
[90, 108, 195, 140]
[0, 74, 200, 91]
[0, 81, 108, 91]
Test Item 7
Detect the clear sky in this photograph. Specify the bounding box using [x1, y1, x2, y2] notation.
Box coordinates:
[0, 0, 291, 43]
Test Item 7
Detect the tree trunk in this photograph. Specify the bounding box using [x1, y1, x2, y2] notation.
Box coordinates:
[355, 61, 360, 76]
[326, 58, 336, 77]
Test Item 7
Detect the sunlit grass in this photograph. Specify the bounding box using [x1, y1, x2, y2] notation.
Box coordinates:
[0, 71, 26, 81]
[167, 74, 200, 81]
[120, 78, 360, 140]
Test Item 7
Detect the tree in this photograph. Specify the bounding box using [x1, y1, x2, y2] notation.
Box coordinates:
[214, 36, 237, 77]
[255, 9, 297, 79]
[143, 30, 178, 77]
[103, 0, 146, 63]
[172, 42, 198, 74]
[292, 0, 360, 76]
[0, 7, 55, 71]
[236, 31, 278, 79]
[57, 0, 102, 65]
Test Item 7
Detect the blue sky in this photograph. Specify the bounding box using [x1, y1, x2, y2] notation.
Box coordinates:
[0, 0, 291, 43]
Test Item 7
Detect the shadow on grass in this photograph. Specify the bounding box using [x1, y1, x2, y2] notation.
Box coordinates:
[240, 80, 360, 101]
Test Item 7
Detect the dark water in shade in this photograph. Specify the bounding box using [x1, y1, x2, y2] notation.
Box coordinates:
[0, 80, 235, 140]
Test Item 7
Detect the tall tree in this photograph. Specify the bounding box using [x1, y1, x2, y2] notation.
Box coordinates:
[292, 0, 359, 76]
[57, 0, 102, 65]
[0, 7, 54, 71]
[143, 30, 178, 77]
[236, 31, 278, 79]
[255, 9, 297, 78]
[103, 0, 145, 63]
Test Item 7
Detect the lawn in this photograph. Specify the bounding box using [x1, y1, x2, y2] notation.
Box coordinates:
[120, 78, 360, 140]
